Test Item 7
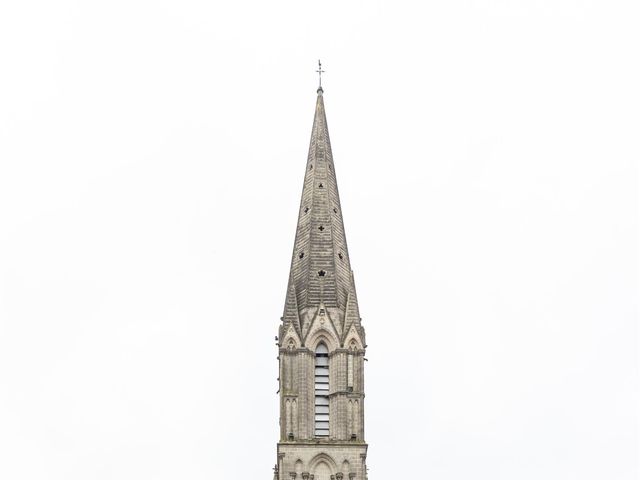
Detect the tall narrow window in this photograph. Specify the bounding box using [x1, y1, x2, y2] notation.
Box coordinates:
[314, 343, 330, 437]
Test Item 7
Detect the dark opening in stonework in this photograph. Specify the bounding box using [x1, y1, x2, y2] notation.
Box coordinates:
[333, 208, 338, 214]
[338, 253, 343, 260]
[299, 252, 304, 259]
[309, 164, 313, 170]
[304, 207, 309, 213]
[318, 225, 325, 231]
[318, 183, 324, 188]
[318, 270, 326, 277]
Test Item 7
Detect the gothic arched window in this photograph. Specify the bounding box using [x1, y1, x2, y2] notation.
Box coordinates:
[314, 343, 330, 437]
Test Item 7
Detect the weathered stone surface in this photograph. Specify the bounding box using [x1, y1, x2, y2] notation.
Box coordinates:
[274, 88, 368, 480]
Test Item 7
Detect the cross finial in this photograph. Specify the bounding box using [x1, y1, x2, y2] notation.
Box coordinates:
[316, 59, 325, 91]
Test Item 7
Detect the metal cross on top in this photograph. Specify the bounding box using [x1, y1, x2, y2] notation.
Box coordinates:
[316, 59, 325, 88]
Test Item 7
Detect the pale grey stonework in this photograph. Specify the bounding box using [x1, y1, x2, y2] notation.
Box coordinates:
[273, 88, 368, 480]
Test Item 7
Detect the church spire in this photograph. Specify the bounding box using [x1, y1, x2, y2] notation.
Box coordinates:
[283, 85, 359, 339]
[274, 80, 368, 480]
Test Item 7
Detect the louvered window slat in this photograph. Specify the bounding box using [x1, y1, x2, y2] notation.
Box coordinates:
[314, 343, 330, 437]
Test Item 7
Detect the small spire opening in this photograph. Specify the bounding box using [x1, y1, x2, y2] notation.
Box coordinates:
[318, 225, 325, 231]
[318, 270, 326, 277]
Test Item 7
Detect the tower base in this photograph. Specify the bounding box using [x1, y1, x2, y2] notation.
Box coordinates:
[275, 441, 367, 480]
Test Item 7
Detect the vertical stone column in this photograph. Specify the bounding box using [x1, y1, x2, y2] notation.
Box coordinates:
[353, 400, 360, 440]
[278, 453, 285, 480]
[285, 400, 291, 437]
[330, 350, 349, 440]
[279, 353, 285, 440]
[292, 399, 298, 438]
[297, 349, 313, 439]
[357, 353, 365, 439]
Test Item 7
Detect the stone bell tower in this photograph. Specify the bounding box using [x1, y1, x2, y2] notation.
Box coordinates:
[273, 81, 368, 480]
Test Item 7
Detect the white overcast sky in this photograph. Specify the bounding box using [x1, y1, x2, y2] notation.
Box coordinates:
[0, 1, 638, 479]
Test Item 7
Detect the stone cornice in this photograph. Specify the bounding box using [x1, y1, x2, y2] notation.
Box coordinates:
[277, 441, 368, 447]
[278, 347, 365, 356]
[328, 391, 365, 399]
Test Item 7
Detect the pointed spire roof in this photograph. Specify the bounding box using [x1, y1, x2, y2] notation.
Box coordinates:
[283, 88, 359, 329]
